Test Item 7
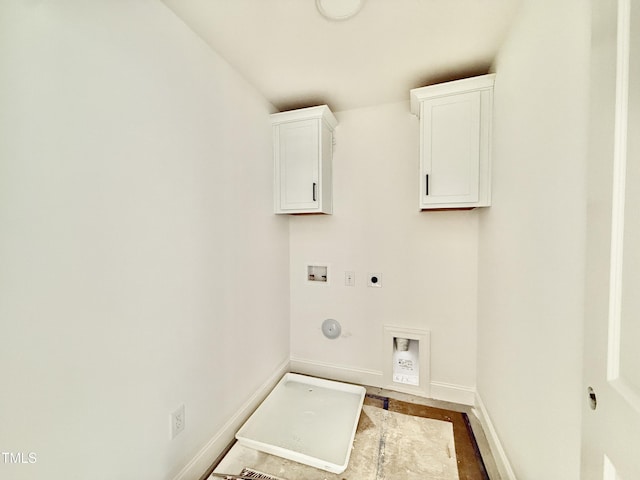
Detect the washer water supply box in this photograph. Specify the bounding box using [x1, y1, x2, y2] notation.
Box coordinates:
[235, 373, 366, 474]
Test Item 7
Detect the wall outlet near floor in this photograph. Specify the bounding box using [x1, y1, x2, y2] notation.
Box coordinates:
[171, 404, 185, 439]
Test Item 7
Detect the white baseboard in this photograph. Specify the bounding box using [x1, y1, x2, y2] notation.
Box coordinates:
[289, 356, 384, 387]
[429, 381, 476, 406]
[290, 357, 476, 406]
[171, 358, 290, 480]
[474, 392, 517, 480]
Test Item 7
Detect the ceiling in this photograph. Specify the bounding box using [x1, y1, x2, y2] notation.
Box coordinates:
[162, 0, 520, 112]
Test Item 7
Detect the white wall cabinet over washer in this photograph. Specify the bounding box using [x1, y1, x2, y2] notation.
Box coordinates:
[272, 105, 337, 214]
[410, 74, 495, 210]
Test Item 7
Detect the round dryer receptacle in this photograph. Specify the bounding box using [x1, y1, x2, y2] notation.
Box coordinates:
[321, 318, 342, 339]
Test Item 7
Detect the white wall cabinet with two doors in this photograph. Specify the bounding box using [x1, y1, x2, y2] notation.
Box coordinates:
[411, 74, 495, 210]
[272, 105, 336, 214]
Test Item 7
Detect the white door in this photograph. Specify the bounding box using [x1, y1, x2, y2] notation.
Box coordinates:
[582, 0, 640, 478]
[277, 119, 319, 212]
[420, 91, 481, 206]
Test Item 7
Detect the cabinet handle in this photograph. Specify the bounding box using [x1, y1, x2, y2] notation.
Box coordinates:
[425, 174, 429, 196]
[313, 182, 317, 202]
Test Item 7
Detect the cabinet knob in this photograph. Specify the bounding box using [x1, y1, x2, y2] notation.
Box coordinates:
[313, 182, 317, 202]
[425, 174, 429, 196]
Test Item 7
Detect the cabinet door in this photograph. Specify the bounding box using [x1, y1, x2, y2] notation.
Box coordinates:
[421, 91, 481, 207]
[276, 119, 319, 211]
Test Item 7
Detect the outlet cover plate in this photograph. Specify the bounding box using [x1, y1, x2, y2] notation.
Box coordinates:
[171, 404, 185, 439]
[345, 271, 355, 286]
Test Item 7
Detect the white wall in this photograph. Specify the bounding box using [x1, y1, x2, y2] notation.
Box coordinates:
[289, 101, 479, 403]
[0, 2, 289, 479]
[476, 0, 590, 478]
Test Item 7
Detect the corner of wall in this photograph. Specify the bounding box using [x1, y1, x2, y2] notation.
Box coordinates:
[171, 359, 290, 480]
[473, 392, 517, 480]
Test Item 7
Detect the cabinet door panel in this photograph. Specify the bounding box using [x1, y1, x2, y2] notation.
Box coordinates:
[422, 91, 481, 205]
[278, 120, 319, 211]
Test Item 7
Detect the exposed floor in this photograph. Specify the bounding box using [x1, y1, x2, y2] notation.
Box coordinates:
[367, 387, 501, 480]
[207, 385, 501, 480]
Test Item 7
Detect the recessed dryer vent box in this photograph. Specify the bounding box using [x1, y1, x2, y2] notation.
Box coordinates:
[393, 338, 420, 386]
[383, 326, 431, 397]
[235, 373, 366, 474]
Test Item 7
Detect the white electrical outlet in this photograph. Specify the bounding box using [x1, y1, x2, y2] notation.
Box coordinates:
[345, 271, 355, 286]
[171, 404, 185, 439]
